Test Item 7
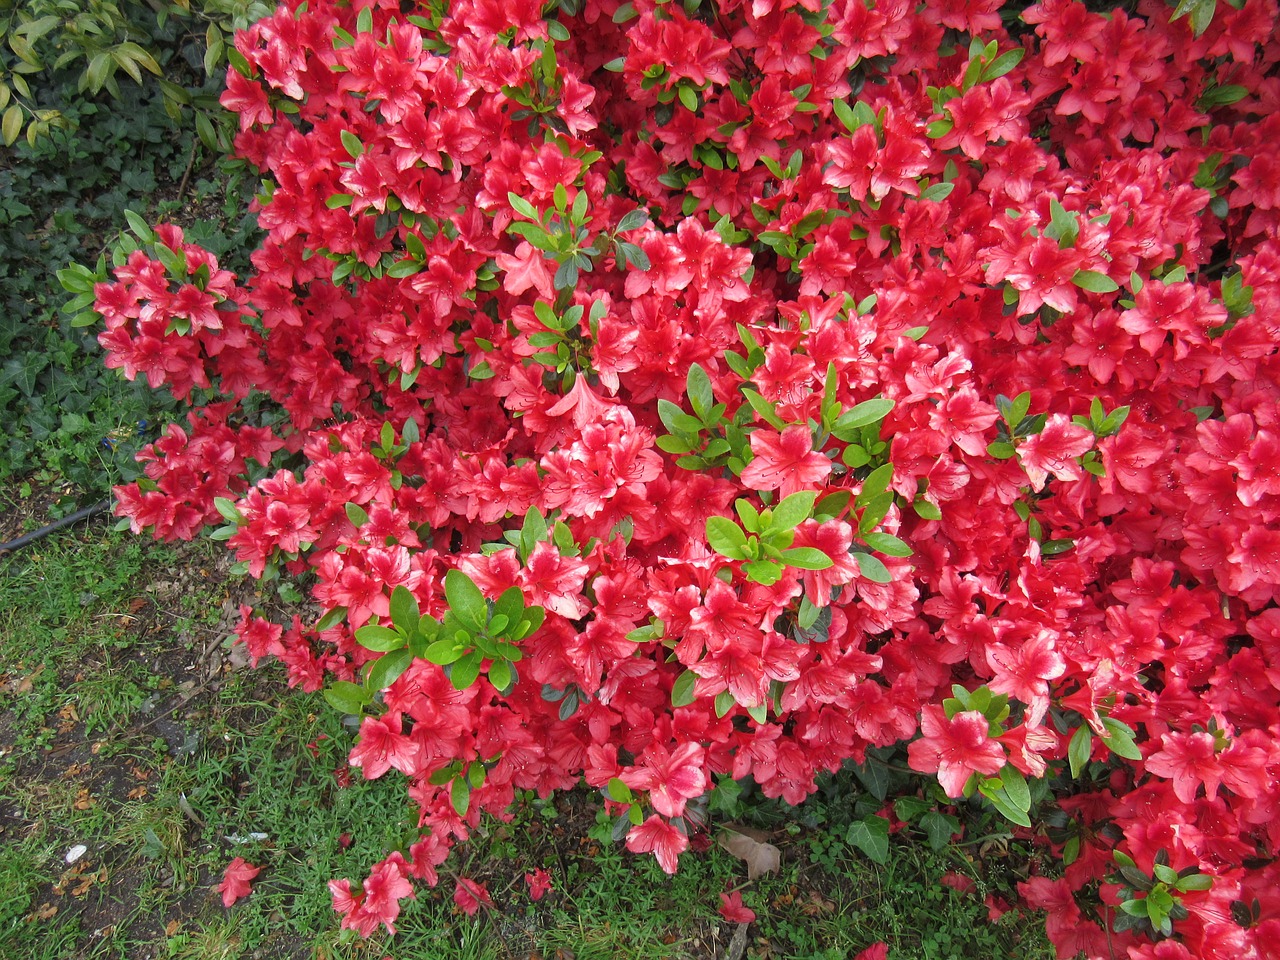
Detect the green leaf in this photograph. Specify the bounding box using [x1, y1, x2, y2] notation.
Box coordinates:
[771, 490, 818, 531]
[980, 781, 1033, 827]
[508, 192, 540, 221]
[742, 389, 789, 430]
[445, 569, 488, 633]
[833, 398, 894, 438]
[854, 553, 892, 583]
[451, 776, 470, 816]
[366, 647, 413, 691]
[345, 502, 369, 527]
[1169, 0, 1217, 35]
[354, 624, 405, 653]
[617, 208, 649, 232]
[488, 658, 512, 692]
[671, 670, 698, 707]
[1099, 716, 1143, 761]
[1072, 269, 1119, 293]
[919, 182, 955, 203]
[999, 765, 1031, 812]
[742, 559, 784, 585]
[686, 363, 714, 422]
[389, 585, 420, 632]
[213, 497, 243, 524]
[861, 532, 912, 557]
[913, 499, 942, 522]
[323, 680, 371, 715]
[1176, 874, 1213, 892]
[1068, 725, 1093, 778]
[449, 650, 483, 690]
[424, 640, 464, 665]
[857, 463, 894, 504]
[707, 516, 749, 558]
[780, 548, 833, 570]
[316, 606, 348, 632]
[981, 47, 1024, 82]
[340, 129, 363, 158]
[846, 816, 890, 863]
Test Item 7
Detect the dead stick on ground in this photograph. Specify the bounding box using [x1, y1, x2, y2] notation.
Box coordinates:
[176, 138, 199, 204]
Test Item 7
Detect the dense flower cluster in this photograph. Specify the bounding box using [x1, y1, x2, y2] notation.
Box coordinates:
[91, 0, 1280, 954]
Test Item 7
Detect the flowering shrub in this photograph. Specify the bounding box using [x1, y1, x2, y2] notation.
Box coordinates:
[73, 0, 1280, 954]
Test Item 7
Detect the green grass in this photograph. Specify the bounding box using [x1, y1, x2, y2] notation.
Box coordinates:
[0, 490, 1064, 960]
[0, 520, 1056, 960]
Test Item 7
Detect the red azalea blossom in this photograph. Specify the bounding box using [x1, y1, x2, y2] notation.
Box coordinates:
[92, 0, 1280, 956]
[907, 706, 1007, 798]
[524, 868, 553, 901]
[719, 890, 757, 923]
[453, 878, 492, 916]
[218, 857, 260, 908]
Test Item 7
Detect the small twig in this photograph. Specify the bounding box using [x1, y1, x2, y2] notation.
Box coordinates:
[176, 137, 199, 205]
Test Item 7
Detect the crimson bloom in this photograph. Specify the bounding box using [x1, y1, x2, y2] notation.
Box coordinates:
[739, 426, 831, 498]
[625, 815, 690, 874]
[719, 890, 757, 923]
[218, 857, 260, 907]
[907, 705, 1007, 798]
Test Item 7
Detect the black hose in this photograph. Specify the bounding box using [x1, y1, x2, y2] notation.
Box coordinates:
[0, 499, 113, 555]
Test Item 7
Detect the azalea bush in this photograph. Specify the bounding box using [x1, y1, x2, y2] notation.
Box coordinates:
[65, 0, 1280, 954]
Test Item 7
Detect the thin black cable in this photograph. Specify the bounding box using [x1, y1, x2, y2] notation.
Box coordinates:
[0, 499, 112, 555]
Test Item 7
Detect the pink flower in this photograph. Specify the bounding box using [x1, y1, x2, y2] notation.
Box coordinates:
[625, 816, 689, 874]
[349, 713, 422, 780]
[525, 868, 553, 902]
[907, 706, 1007, 798]
[218, 857, 260, 907]
[719, 890, 757, 923]
[739, 426, 831, 498]
[453, 878, 492, 916]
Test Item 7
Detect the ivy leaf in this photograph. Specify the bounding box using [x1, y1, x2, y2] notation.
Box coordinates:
[846, 816, 890, 863]
[919, 811, 961, 850]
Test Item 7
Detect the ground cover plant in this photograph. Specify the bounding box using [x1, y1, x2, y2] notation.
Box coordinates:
[74, 0, 1280, 957]
[0, 516, 1050, 959]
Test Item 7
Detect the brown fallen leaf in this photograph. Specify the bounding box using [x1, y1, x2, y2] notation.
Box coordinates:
[165, 920, 182, 937]
[35, 903, 58, 920]
[717, 825, 782, 880]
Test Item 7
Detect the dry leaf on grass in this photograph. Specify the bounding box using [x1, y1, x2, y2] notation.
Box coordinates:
[717, 825, 781, 879]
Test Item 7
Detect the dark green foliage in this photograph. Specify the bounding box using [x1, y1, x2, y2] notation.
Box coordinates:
[0, 37, 256, 510]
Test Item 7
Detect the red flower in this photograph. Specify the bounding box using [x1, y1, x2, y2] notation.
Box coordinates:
[719, 890, 757, 923]
[1016, 415, 1095, 491]
[453, 878, 492, 916]
[349, 713, 422, 780]
[625, 816, 689, 874]
[739, 426, 831, 498]
[907, 706, 1007, 798]
[218, 857, 260, 907]
[524, 868, 553, 901]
